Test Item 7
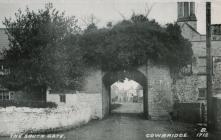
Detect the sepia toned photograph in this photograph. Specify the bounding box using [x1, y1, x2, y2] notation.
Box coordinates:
[0, 0, 221, 139]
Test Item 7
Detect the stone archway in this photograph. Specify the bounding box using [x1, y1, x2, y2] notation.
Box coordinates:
[74, 62, 173, 120]
[102, 68, 148, 119]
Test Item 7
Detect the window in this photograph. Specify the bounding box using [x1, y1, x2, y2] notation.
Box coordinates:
[9, 92, 14, 100]
[181, 64, 192, 75]
[60, 95, 66, 103]
[0, 92, 12, 100]
[0, 91, 15, 100]
[213, 56, 221, 74]
[198, 88, 206, 100]
[0, 62, 6, 75]
[3, 93, 9, 100]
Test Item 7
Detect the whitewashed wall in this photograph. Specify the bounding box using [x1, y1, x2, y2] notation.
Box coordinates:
[77, 92, 102, 119]
[46, 90, 102, 119]
[46, 90, 78, 106]
[0, 106, 92, 136]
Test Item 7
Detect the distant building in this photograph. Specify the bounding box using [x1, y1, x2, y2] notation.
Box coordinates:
[174, 2, 221, 103]
[0, 28, 45, 102]
[0, 28, 9, 75]
[0, 28, 12, 101]
[110, 84, 143, 103]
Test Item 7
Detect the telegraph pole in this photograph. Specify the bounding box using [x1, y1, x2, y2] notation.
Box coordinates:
[206, 2, 212, 131]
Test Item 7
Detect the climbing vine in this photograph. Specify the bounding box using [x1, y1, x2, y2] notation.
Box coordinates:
[2, 9, 193, 91]
[79, 14, 193, 72]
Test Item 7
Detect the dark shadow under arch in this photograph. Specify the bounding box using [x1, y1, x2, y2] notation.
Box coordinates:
[102, 68, 148, 119]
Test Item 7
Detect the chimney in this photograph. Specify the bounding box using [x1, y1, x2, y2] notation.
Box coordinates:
[177, 2, 197, 30]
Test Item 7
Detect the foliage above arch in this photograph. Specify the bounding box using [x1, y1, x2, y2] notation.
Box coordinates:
[79, 14, 193, 71]
[2, 7, 193, 91]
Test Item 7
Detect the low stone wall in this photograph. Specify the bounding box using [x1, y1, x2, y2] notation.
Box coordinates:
[46, 91, 78, 106]
[77, 92, 102, 119]
[0, 105, 92, 136]
[46, 91, 102, 119]
[172, 75, 205, 102]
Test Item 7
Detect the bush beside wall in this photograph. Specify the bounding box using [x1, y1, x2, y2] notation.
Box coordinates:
[0, 100, 57, 108]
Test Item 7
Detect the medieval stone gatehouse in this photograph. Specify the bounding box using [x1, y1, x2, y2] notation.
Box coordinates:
[48, 2, 221, 120]
[1, 2, 221, 121]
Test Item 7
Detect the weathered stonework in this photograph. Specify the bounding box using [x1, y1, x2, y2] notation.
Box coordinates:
[175, 2, 221, 124]
[47, 62, 174, 120]
[172, 75, 199, 103]
[147, 62, 173, 120]
[176, 4, 221, 103]
[172, 74, 207, 101]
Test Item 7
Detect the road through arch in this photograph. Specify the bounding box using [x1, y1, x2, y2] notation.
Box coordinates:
[102, 69, 148, 119]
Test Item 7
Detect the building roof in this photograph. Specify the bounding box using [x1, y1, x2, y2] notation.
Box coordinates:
[50, 89, 77, 94]
[185, 22, 201, 35]
[180, 22, 221, 42]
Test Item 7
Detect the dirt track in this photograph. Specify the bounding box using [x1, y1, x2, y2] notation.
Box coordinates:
[0, 113, 214, 140]
[62, 113, 198, 140]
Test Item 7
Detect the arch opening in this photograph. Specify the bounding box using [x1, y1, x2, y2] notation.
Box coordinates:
[111, 79, 143, 114]
[102, 69, 148, 118]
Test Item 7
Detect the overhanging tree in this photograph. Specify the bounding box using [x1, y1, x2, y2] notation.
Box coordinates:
[2, 6, 83, 91]
[79, 14, 193, 72]
[2, 10, 193, 93]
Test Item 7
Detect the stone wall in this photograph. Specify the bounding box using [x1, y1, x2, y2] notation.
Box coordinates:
[0, 106, 92, 136]
[147, 61, 173, 120]
[81, 67, 103, 93]
[77, 92, 102, 119]
[46, 90, 77, 106]
[100, 62, 174, 120]
[179, 21, 221, 99]
[172, 75, 206, 103]
[46, 90, 102, 119]
[172, 35, 221, 104]
[101, 82, 110, 118]
[46, 62, 176, 120]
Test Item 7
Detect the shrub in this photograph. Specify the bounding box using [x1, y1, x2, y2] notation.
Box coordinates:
[0, 100, 57, 108]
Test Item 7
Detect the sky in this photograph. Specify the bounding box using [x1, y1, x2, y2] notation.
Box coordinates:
[0, 0, 221, 34]
[112, 78, 140, 90]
